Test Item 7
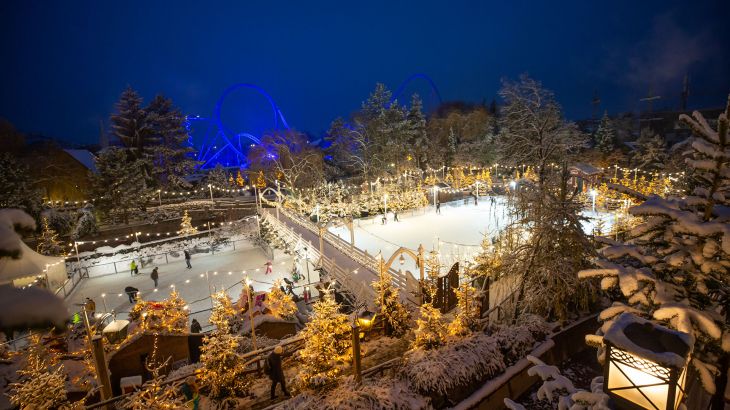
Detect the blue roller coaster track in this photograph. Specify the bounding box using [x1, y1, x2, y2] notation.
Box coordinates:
[188, 75, 440, 169]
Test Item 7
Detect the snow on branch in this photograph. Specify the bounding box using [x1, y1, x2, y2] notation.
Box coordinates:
[0, 209, 36, 259]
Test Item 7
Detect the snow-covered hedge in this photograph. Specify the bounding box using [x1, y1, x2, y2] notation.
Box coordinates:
[277, 376, 430, 410]
[401, 315, 550, 405]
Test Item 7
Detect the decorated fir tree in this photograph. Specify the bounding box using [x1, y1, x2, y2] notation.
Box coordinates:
[296, 290, 352, 389]
[198, 321, 250, 400]
[413, 302, 447, 350]
[209, 291, 243, 334]
[448, 279, 481, 336]
[267, 279, 298, 320]
[130, 291, 189, 333]
[372, 268, 410, 337]
[37, 216, 64, 256]
[122, 345, 184, 410]
[179, 210, 198, 236]
[9, 335, 75, 409]
[255, 170, 266, 189]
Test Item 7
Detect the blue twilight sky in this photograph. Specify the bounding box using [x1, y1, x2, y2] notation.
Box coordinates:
[0, 0, 728, 145]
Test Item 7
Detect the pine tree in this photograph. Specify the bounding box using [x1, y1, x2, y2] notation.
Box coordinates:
[111, 87, 152, 178]
[145, 95, 198, 190]
[448, 279, 481, 336]
[594, 111, 616, 154]
[633, 128, 668, 171]
[71, 204, 98, 240]
[296, 291, 351, 389]
[10, 335, 76, 409]
[254, 170, 266, 189]
[209, 291, 242, 333]
[91, 146, 151, 224]
[445, 127, 457, 168]
[372, 268, 410, 337]
[198, 321, 249, 400]
[122, 353, 184, 409]
[579, 97, 730, 394]
[0, 153, 42, 218]
[37, 217, 64, 256]
[179, 210, 198, 236]
[267, 280, 298, 320]
[236, 170, 245, 187]
[407, 94, 429, 169]
[413, 302, 447, 349]
[207, 164, 229, 194]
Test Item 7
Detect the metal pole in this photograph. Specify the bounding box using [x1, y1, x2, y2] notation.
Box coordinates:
[352, 324, 362, 383]
[304, 248, 311, 286]
[208, 184, 213, 201]
[158, 190, 162, 207]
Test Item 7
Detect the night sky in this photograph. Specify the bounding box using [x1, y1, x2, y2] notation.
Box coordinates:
[1, 0, 728, 145]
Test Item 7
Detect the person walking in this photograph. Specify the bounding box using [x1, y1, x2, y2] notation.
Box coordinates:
[190, 318, 202, 334]
[124, 286, 139, 303]
[393, 211, 399, 222]
[130, 260, 139, 276]
[184, 250, 192, 269]
[436, 201, 441, 214]
[266, 345, 290, 400]
[150, 267, 159, 288]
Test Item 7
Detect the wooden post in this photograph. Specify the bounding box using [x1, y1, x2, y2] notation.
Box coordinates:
[92, 335, 113, 404]
[352, 324, 362, 383]
[417, 244, 425, 305]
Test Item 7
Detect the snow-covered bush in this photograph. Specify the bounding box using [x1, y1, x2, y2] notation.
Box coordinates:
[71, 204, 98, 240]
[402, 332, 505, 396]
[277, 376, 430, 410]
[41, 207, 75, 236]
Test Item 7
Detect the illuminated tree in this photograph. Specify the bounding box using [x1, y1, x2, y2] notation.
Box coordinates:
[413, 302, 446, 350]
[179, 210, 198, 236]
[122, 347, 184, 409]
[267, 280, 298, 320]
[198, 322, 250, 400]
[448, 279, 481, 336]
[236, 170, 245, 187]
[9, 335, 75, 409]
[372, 269, 410, 337]
[37, 217, 64, 256]
[209, 291, 243, 334]
[255, 170, 267, 189]
[296, 291, 351, 389]
[130, 291, 189, 334]
[594, 111, 616, 154]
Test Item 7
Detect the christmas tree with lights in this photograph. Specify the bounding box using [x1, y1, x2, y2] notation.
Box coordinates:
[296, 289, 351, 389]
[9, 335, 74, 409]
[179, 210, 198, 236]
[198, 319, 250, 400]
[447, 279, 481, 336]
[267, 279, 298, 320]
[209, 291, 243, 334]
[36, 216, 64, 256]
[372, 268, 410, 337]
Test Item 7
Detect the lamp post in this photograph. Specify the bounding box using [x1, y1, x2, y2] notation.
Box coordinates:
[100, 293, 108, 313]
[383, 193, 388, 220]
[245, 276, 257, 350]
[602, 313, 692, 410]
[208, 184, 213, 201]
[157, 190, 162, 207]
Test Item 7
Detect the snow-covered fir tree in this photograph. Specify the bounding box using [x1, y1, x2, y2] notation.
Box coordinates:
[209, 291, 243, 334]
[145, 95, 198, 190]
[179, 210, 198, 236]
[407, 94, 430, 169]
[9, 335, 77, 409]
[111, 87, 153, 178]
[413, 302, 447, 350]
[579, 97, 730, 395]
[36, 216, 64, 256]
[594, 111, 616, 154]
[295, 290, 351, 389]
[267, 279, 298, 320]
[91, 146, 151, 224]
[121, 356, 184, 410]
[448, 279, 481, 336]
[632, 128, 668, 171]
[71, 204, 98, 240]
[445, 127, 457, 168]
[207, 164, 230, 193]
[0, 153, 42, 217]
[372, 268, 410, 337]
[198, 320, 250, 401]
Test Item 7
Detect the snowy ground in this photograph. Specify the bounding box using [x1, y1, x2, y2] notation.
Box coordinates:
[66, 243, 320, 330]
[329, 196, 616, 274]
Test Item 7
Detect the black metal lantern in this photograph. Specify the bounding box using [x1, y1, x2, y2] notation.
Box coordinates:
[603, 313, 692, 410]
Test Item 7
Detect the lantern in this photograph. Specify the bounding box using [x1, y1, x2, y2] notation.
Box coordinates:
[357, 310, 377, 332]
[603, 313, 692, 410]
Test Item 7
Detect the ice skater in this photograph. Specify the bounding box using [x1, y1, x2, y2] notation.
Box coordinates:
[130, 260, 139, 276]
[184, 249, 192, 269]
[436, 201, 441, 214]
[125, 286, 139, 303]
[265, 261, 273, 275]
[150, 267, 159, 288]
[393, 211, 399, 222]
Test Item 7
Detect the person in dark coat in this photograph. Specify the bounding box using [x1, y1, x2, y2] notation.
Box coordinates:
[436, 201, 441, 214]
[184, 250, 192, 269]
[190, 318, 202, 333]
[124, 286, 139, 303]
[84, 298, 96, 316]
[267, 345, 289, 399]
[150, 267, 159, 288]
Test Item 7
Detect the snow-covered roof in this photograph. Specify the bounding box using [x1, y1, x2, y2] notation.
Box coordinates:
[63, 149, 98, 173]
[604, 313, 692, 369]
[569, 163, 601, 176]
[0, 240, 65, 284]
